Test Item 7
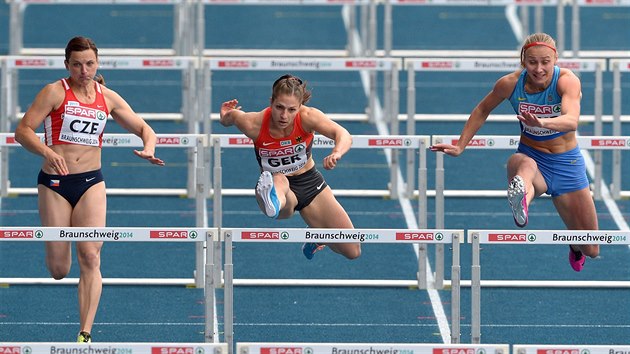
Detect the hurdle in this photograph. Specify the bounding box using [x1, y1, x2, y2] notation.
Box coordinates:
[0, 55, 197, 126]
[382, 0, 564, 58]
[0, 343, 227, 353]
[199, 0, 372, 58]
[210, 134, 434, 289]
[468, 229, 630, 344]
[0, 226, 220, 343]
[0, 132, 212, 287]
[222, 227, 464, 351]
[608, 59, 630, 199]
[404, 57, 604, 200]
[6, 0, 189, 56]
[237, 343, 509, 354]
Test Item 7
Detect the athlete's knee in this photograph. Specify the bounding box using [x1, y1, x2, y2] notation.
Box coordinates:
[580, 244, 599, 258]
[77, 251, 101, 271]
[343, 245, 361, 260]
[48, 263, 71, 280]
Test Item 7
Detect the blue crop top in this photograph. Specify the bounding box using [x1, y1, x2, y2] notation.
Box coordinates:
[508, 66, 566, 141]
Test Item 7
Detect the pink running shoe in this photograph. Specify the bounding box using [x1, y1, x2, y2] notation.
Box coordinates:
[569, 247, 586, 272]
[507, 175, 528, 228]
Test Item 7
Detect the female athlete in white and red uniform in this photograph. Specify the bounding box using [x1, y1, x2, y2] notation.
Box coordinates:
[14, 36, 164, 343]
[220, 74, 361, 261]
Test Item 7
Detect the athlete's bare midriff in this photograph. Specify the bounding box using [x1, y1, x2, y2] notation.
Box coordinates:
[44, 144, 102, 174]
[519, 131, 577, 154]
[283, 157, 315, 177]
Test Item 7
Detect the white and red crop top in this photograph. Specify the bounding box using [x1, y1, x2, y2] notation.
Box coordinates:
[254, 107, 314, 175]
[44, 78, 109, 147]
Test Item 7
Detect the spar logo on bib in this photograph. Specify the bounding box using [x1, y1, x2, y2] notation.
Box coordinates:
[518, 103, 561, 117]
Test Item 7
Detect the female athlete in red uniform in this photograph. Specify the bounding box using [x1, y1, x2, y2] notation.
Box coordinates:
[220, 74, 361, 261]
[14, 36, 164, 342]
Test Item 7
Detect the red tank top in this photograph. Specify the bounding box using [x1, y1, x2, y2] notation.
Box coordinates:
[254, 107, 313, 175]
[44, 78, 109, 147]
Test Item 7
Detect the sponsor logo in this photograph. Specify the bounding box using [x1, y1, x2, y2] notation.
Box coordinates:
[65, 106, 101, 119]
[262, 142, 275, 146]
[591, 139, 626, 147]
[261, 348, 303, 354]
[396, 232, 434, 241]
[536, 349, 580, 354]
[242, 231, 280, 240]
[218, 60, 250, 68]
[228, 137, 253, 145]
[488, 233, 527, 242]
[151, 347, 194, 354]
[0, 230, 34, 239]
[316, 182, 325, 190]
[86, 177, 96, 182]
[15, 59, 48, 67]
[433, 349, 476, 354]
[368, 138, 403, 147]
[449, 139, 489, 147]
[156, 136, 182, 145]
[0, 347, 21, 354]
[150, 230, 190, 239]
[259, 146, 301, 157]
[345, 60, 377, 68]
[421, 61, 453, 69]
[143, 59, 175, 67]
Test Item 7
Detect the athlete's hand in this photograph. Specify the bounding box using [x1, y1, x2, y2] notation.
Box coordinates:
[45, 151, 69, 175]
[430, 143, 464, 157]
[517, 112, 542, 127]
[221, 99, 241, 116]
[322, 152, 342, 170]
[134, 150, 165, 166]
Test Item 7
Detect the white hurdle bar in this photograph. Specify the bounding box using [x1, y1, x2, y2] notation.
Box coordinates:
[0, 343, 227, 353]
[0, 226, 220, 343]
[468, 229, 630, 344]
[430, 135, 630, 204]
[237, 343, 509, 354]
[514, 345, 630, 354]
[222, 227, 464, 350]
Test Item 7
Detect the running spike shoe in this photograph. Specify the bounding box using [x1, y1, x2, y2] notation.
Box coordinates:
[569, 247, 586, 272]
[507, 175, 528, 228]
[77, 331, 92, 343]
[256, 171, 280, 218]
[302, 243, 326, 260]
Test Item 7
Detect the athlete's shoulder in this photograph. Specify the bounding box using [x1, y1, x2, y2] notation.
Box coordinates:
[493, 70, 521, 95]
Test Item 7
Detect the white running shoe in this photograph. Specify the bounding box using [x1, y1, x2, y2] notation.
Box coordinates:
[507, 175, 528, 228]
[256, 171, 280, 218]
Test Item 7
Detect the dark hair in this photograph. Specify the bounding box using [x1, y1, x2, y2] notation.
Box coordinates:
[271, 74, 311, 104]
[65, 36, 105, 85]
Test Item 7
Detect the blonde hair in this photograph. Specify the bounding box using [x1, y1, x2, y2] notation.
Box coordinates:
[520, 33, 557, 66]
